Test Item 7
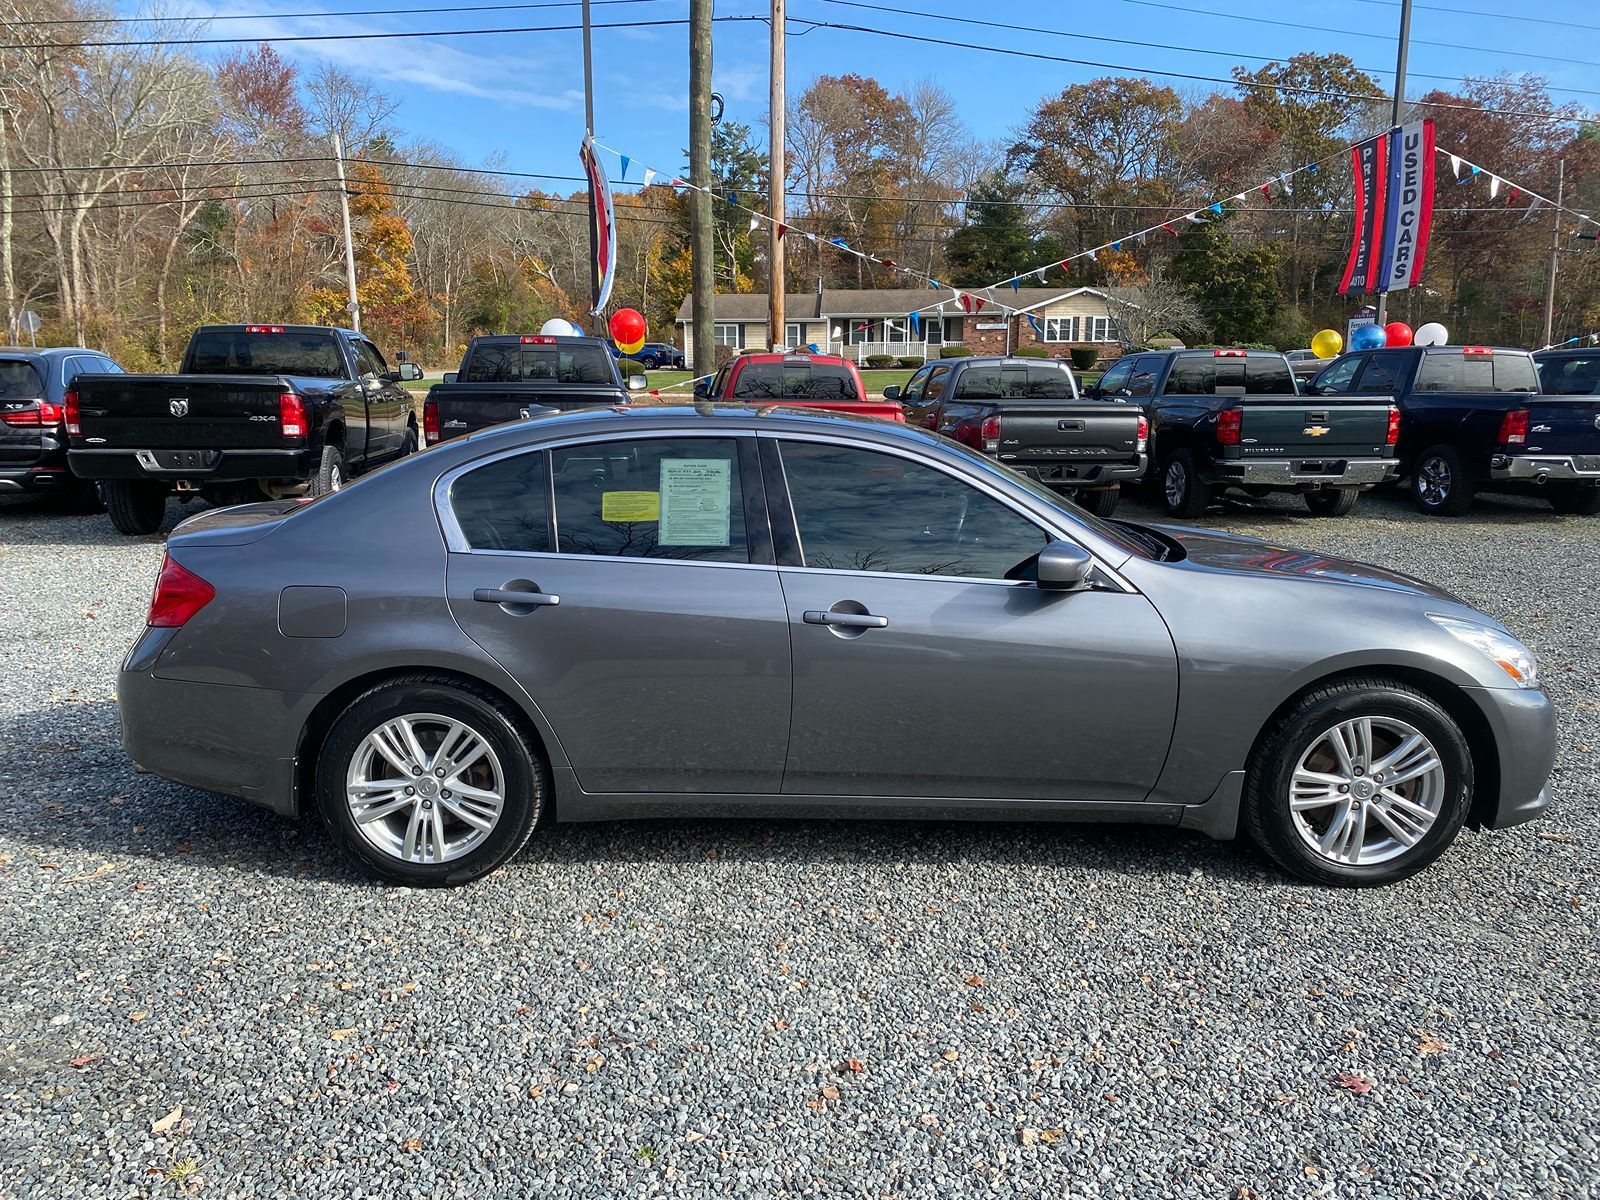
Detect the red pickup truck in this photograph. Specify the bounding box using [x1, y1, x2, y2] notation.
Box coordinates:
[693, 352, 905, 422]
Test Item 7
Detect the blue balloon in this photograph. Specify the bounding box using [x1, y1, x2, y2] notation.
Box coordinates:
[1350, 323, 1386, 351]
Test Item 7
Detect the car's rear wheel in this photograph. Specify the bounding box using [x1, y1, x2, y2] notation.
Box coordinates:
[312, 444, 346, 497]
[1304, 488, 1359, 517]
[1162, 449, 1210, 518]
[640, 355, 660, 369]
[1410, 445, 1475, 516]
[1073, 486, 1120, 518]
[315, 676, 547, 886]
[1548, 483, 1600, 515]
[102, 479, 167, 535]
[1243, 677, 1472, 886]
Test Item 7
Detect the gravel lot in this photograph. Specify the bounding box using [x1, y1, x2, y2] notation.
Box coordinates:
[2, 487, 1597, 1199]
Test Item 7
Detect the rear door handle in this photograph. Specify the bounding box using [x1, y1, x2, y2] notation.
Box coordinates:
[803, 610, 888, 629]
[473, 587, 560, 608]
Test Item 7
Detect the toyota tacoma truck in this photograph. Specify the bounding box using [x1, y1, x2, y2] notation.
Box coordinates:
[1119, 348, 1400, 518]
[887, 356, 1144, 517]
[694, 352, 904, 422]
[1308, 344, 1599, 516]
[424, 334, 643, 445]
[68, 324, 421, 535]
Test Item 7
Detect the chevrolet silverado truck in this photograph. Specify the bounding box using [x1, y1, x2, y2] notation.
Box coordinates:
[424, 334, 643, 445]
[694, 352, 905, 422]
[68, 324, 420, 535]
[1312, 344, 1597, 515]
[887, 356, 1144, 517]
[1117, 348, 1400, 518]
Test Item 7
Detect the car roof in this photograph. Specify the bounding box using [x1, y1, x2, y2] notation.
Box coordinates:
[468, 334, 607, 346]
[1533, 347, 1596, 359]
[734, 352, 853, 367]
[954, 356, 1071, 367]
[1146, 348, 1285, 357]
[0, 346, 99, 359]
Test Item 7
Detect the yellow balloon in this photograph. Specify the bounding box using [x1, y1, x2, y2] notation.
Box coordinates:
[619, 337, 646, 356]
[1310, 328, 1344, 360]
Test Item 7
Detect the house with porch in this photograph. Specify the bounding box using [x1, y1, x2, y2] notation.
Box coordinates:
[674, 287, 1128, 371]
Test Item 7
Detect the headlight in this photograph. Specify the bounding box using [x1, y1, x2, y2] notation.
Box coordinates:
[1428, 614, 1540, 689]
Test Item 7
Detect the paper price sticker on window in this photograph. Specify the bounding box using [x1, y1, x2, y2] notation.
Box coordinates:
[600, 491, 660, 522]
[659, 459, 731, 546]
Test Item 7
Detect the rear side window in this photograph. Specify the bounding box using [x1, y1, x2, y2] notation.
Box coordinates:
[1539, 355, 1600, 395]
[552, 437, 749, 563]
[731, 363, 859, 400]
[1242, 356, 1295, 395]
[186, 330, 347, 378]
[1167, 356, 1215, 394]
[1415, 352, 1539, 393]
[0, 359, 43, 398]
[462, 342, 615, 385]
[954, 363, 1074, 400]
[451, 452, 552, 553]
[1354, 351, 1409, 393]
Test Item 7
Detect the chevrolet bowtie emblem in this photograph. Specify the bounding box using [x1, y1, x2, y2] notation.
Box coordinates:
[1303, 425, 1331, 437]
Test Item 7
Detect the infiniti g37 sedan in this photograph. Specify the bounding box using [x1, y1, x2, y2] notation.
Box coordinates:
[118, 406, 1555, 887]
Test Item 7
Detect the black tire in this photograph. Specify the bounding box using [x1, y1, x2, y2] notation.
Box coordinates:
[1243, 677, 1473, 887]
[1074, 486, 1121, 518]
[1304, 488, 1359, 517]
[1161, 449, 1211, 518]
[312, 443, 346, 497]
[1548, 484, 1600, 515]
[400, 424, 418, 457]
[315, 675, 548, 886]
[1410, 444, 1475, 516]
[102, 479, 167, 535]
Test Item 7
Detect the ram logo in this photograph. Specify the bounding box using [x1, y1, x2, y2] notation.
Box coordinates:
[169, 399, 189, 417]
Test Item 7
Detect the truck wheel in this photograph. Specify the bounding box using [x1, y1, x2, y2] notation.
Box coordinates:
[1161, 450, 1210, 518]
[1548, 484, 1600, 515]
[401, 424, 418, 457]
[1304, 488, 1359, 517]
[1410, 445, 1475, 516]
[59, 477, 104, 514]
[1074, 487, 1121, 518]
[102, 480, 167, 535]
[312, 445, 346, 497]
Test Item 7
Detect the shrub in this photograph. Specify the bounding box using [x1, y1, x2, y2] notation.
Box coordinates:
[616, 357, 646, 377]
[711, 344, 738, 371]
[1012, 346, 1048, 359]
[938, 344, 969, 359]
[864, 354, 896, 369]
[895, 356, 923, 369]
[1069, 346, 1100, 371]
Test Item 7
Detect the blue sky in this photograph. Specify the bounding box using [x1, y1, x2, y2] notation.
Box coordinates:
[136, 0, 1597, 183]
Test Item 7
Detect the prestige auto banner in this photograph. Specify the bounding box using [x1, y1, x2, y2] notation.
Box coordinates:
[1338, 119, 1436, 296]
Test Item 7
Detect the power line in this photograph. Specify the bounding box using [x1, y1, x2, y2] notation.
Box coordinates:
[1341, 0, 1597, 35]
[0, 0, 664, 27]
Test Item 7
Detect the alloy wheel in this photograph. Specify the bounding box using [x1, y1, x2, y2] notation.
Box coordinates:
[1416, 456, 1450, 507]
[344, 712, 506, 863]
[1164, 460, 1186, 509]
[1288, 716, 1445, 867]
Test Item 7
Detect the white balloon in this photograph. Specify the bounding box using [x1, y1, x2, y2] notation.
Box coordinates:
[539, 318, 577, 337]
[1414, 322, 1449, 347]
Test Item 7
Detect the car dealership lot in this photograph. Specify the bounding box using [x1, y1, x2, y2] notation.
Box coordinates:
[1, 490, 1597, 1198]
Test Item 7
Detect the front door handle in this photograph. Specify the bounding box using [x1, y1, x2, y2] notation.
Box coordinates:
[473, 587, 560, 608]
[803, 609, 888, 629]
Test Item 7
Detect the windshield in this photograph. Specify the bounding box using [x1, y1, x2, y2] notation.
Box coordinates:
[0, 359, 44, 398]
[186, 330, 347, 378]
[462, 342, 615, 385]
[732, 362, 859, 400]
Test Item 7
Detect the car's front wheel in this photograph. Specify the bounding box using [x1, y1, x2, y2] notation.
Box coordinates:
[1243, 677, 1472, 886]
[315, 676, 547, 886]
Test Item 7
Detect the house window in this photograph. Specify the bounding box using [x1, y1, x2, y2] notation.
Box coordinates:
[883, 318, 908, 343]
[713, 323, 742, 348]
[1043, 316, 1079, 343]
[848, 320, 877, 345]
[1089, 316, 1110, 343]
[924, 317, 944, 344]
[785, 322, 804, 348]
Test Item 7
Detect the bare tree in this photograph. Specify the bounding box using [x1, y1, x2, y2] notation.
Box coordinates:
[1106, 274, 1204, 345]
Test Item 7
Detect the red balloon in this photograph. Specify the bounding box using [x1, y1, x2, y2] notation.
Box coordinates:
[609, 308, 647, 346]
[1384, 321, 1413, 348]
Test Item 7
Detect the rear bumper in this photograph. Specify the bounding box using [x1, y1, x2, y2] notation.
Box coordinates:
[1489, 454, 1600, 483]
[1008, 454, 1147, 488]
[1466, 684, 1556, 830]
[0, 464, 74, 493]
[69, 446, 314, 483]
[1210, 457, 1399, 488]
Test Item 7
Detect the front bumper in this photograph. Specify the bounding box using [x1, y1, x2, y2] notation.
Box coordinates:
[1465, 684, 1556, 830]
[1210, 457, 1399, 488]
[69, 446, 315, 483]
[1007, 453, 1147, 488]
[1489, 454, 1600, 484]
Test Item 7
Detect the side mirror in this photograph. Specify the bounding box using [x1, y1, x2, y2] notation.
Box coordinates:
[626, 374, 648, 391]
[1084, 385, 1102, 400]
[882, 384, 901, 400]
[692, 380, 710, 399]
[398, 363, 423, 382]
[1036, 539, 1094, 590]
[442, 372, 458, 385]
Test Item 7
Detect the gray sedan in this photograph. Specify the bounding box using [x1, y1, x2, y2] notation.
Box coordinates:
[118, 406, 1554, 887]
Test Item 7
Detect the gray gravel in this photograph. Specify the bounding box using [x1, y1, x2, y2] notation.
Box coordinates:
[1, 487, 1598, 1199]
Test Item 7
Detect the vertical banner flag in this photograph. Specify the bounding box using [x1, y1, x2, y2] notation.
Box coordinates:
[1338, 132, 1388, 295]
[1376, 119, 1436, 294]
[580, 137, 616, 314]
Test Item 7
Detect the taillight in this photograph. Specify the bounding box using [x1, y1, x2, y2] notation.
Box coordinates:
[1212, 349, 1246, 357]
[980, 414, 1000, 454]
[1136, 413, 1149, 453]
[1498, 408, 1529, 446]
[519, 335, 557, 344]
[279, 393, 306, 439]
[1386, 406, 1401, 446]
[246, 325, 285, 334]
[1, 404, 42, 426]
[1463, 346, 1492, 356]
[147, 553, 215, 628]
[1216, 409, 1242, 445]
[64, 389, 80, 436]
[423, 399, 441, 445]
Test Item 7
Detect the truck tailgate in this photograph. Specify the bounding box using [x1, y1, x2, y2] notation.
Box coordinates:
[74, 374, 289, 449]
[1527, 398, 1600, 462]
[1237, 400, 1391, 459]
[996, 403, 1141, 464]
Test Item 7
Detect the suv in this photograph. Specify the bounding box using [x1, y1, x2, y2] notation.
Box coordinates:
[0, 346, 125, 508]
[635, 342, 685, 370]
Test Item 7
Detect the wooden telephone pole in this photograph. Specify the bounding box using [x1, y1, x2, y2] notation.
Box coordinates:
[1542, 160, 1565, 349]
[690, 0, 715, 374]
[768, 0, 786, 350]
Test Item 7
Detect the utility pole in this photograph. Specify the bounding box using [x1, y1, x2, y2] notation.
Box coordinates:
[581, 0, 595, 137]
[331, 132, 361, 332]
[767, 0, 786, 351]
[1542, 159, 1565, 349]
[1375, 0, 1412, 329]
[690, 0, 714, 374]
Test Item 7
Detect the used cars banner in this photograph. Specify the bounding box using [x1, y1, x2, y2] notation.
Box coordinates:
[1339, 120, 1437, 296]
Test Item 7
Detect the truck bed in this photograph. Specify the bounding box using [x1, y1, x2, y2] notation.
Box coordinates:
[993, 402, 1144, 486]
[424, 382, 626, 443]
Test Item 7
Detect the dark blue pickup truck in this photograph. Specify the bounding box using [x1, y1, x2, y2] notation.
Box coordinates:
[1309, 344, 1600, 515]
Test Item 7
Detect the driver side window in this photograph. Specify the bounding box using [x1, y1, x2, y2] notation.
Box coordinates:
[1312, 355, 1362, 394]
[778, 441, 1048, 580]
[902, 368, 929, 403]
[1096, 360, 1132, 394]
[353, 341, 385, 380]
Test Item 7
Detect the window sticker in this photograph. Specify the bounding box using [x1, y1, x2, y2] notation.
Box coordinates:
[658, 459, 732, 545]
[600, 490, 660, 522]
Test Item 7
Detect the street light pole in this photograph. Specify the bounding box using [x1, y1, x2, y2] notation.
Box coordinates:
[1375, 0, 1412, 330]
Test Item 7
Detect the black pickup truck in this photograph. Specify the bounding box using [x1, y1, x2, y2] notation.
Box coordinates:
[1310, 344, 1599, 515]
[423, 334, 644, 445]
[886, 356, 1146, 517]
[68, 324, 421, 535]
[1107, 348, 1400, 518]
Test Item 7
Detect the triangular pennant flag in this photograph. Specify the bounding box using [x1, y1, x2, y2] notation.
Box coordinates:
[748, 215, 761, 232]
[643, 167, 656, 188]
[1186, 212, 1205, 224]
[881, 259, 897, 269]
[670, 177, 684, 188]
[1111, 242, 1121, 252]
[1035, 267, 1048, 282]
[1009, 278, 1020, 293]
[928, 278, 941, 290]
[1489, 176, 1500, 199]
[1281, 179, 1292, 196]
[830, 237, 849, 249]
[807, 342, 820, 353]
[619, 155, 630, 181]
[1025, 315, 1043, 337]
[909, 310, 920, 334]
[985, 287, 996, 303]
[1163, 222, 1177, 237]
[1449, 155, 1461, 178]
[1233, 193, 1247, 203]
[776, 222, 788, 238]
[1210, 202, 1224, 215]
[1306, 163, 1319, 174]
[1086, 249, 1097, 262]
[1259, 181, 1271, 198]
[1523, 197, 1543, 221]
[1506, 186, 1521, 206]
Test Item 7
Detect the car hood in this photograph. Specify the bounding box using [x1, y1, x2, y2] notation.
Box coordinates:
[1153, 523, 1465, 603]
